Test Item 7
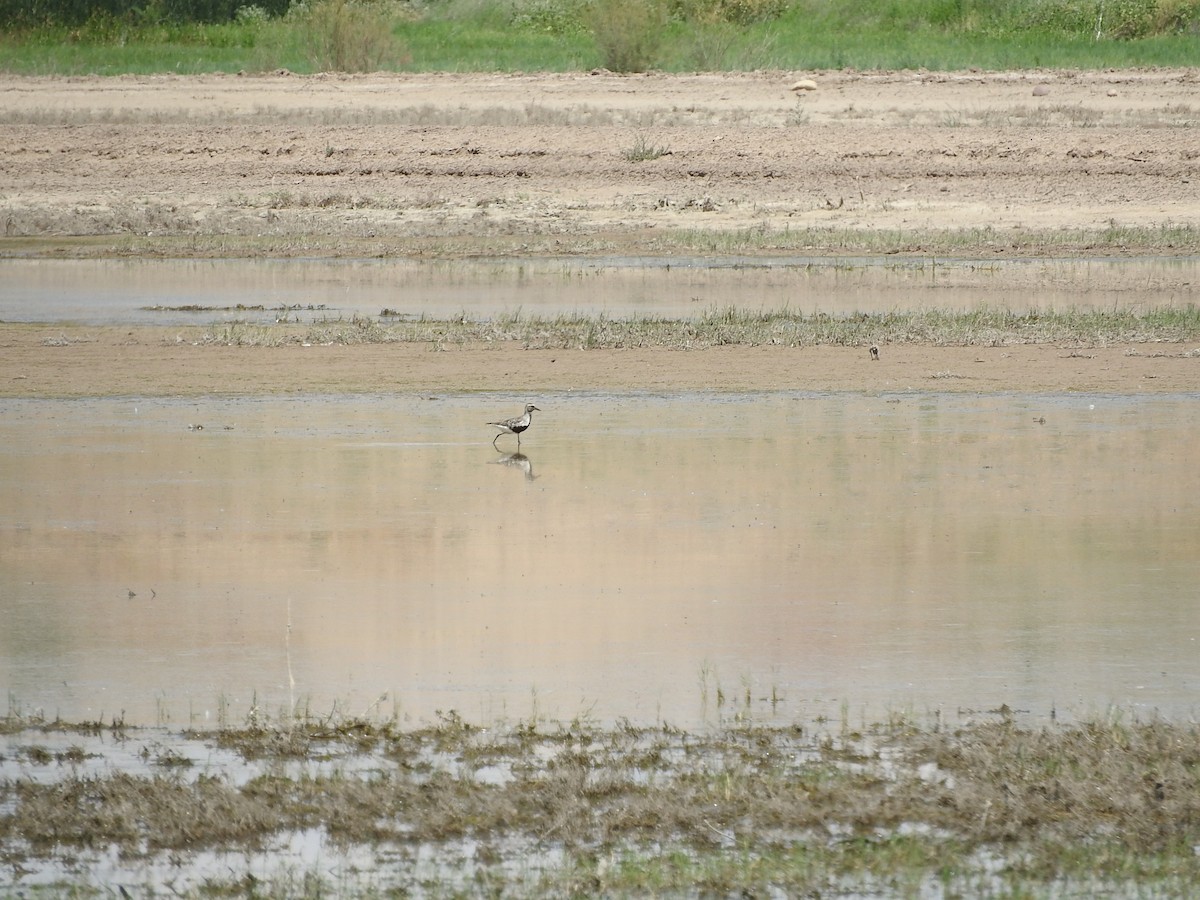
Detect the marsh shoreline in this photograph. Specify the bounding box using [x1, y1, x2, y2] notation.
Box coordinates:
[3, 711, 1199, 896]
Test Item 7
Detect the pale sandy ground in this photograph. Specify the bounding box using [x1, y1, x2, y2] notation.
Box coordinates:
[1, 70, 1198, 396]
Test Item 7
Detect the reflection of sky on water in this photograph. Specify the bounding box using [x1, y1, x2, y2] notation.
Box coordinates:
[2, 392, 1198, 728]
[2, 256, 1197, 325]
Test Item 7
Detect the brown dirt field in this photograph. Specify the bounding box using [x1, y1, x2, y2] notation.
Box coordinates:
[2, 70, 1199, 397]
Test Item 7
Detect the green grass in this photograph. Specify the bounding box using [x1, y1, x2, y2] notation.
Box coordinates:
[0, 19, 295, 74]
[763, 21, 1200, 70]
[395, 15, 594, 71]
[1, 0, 1198, 75]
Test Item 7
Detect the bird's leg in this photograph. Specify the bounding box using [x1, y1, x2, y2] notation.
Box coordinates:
[492, 433, 502, 447]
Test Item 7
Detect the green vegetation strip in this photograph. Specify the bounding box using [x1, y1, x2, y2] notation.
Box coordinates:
[201, 305, 1200, 349]
[2, 0, 1199, 74]
[2, 712, 1199, 895]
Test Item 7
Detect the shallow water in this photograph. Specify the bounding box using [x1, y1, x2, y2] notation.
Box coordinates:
[2, 392, 1197, 728]
[3, 255, 1198, 325]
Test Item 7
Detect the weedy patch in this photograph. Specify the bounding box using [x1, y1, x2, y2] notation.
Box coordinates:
[6, 221, 1200, 261]
[2, 710, 1199, 895]
[194, 304, 1200, 350]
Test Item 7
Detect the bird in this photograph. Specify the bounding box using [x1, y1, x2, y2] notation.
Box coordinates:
[488, 404, 540, 448]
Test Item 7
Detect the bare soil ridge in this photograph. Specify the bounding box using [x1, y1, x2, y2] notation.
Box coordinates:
[2, 69, 1199, 254]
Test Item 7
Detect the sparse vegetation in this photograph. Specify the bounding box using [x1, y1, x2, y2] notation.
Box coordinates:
[188, 304, 1200, 349]
[2, 708, 1199, 895]
[4, 221, 1199, 263]
[623, 130, 671, 162]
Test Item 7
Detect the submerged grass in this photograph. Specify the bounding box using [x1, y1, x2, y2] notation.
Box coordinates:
[2, 710, 1199, 895]
[197, 304, 1200, 350]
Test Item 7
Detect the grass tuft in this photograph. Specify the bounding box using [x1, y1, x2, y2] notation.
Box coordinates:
[623, 131, 671, 162]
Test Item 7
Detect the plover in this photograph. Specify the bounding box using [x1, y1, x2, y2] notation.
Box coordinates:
[488, 404, 540, 447]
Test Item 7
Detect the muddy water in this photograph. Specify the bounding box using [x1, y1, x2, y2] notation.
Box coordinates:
[3, 256, 1198, 325]
[2, 392, 1197, 728]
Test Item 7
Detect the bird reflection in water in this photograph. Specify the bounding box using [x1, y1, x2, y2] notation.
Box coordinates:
[490, 449, 536, 481]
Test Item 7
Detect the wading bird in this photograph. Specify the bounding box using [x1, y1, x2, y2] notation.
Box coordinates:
[488, 404, 540, 448]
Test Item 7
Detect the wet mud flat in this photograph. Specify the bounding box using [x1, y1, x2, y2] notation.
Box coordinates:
[3, 710, 1200, 897]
